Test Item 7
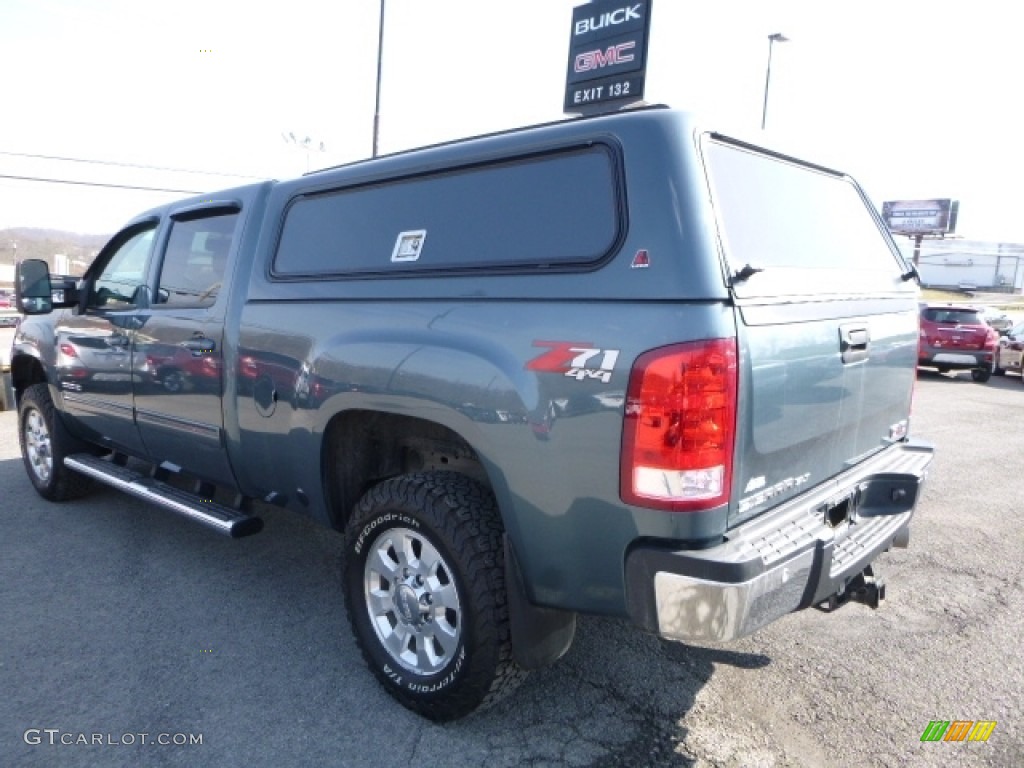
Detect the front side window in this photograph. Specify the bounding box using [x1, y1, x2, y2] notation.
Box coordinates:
[156, 212, 238, 308]
[90, 227, 156, 309]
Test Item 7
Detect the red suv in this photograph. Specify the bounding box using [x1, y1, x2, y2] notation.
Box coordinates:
[918, 303, 999, 382]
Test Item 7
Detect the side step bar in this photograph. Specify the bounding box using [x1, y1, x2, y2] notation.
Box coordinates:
[65, 454, 263, 538]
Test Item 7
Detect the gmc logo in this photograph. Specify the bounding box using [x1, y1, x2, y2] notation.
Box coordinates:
[574, 41, 635, 74]
[574, 4, 642, 36]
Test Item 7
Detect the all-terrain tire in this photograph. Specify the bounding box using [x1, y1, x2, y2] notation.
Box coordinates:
[18, 383, 95, 501]
[342, 471, 527, 721]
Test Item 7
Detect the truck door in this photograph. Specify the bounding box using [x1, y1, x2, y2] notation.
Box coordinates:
[132, 207, 239, 487]
[55, 223, 157, 455]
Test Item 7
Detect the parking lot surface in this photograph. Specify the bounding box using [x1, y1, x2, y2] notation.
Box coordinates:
[0, 371, 1020, 767]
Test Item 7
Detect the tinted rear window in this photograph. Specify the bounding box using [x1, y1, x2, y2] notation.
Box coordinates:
[705, 141, 899, 274]
[922, 308, 983, 324]
[273, 145, 620, 277]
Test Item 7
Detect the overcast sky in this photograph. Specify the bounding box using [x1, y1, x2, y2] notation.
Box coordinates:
[1, 0, 1019, 244]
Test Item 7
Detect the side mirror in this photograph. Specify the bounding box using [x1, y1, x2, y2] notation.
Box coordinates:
[15, 259, 53, 314]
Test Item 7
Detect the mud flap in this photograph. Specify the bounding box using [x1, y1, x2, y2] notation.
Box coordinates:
[505, 536, 576, 670]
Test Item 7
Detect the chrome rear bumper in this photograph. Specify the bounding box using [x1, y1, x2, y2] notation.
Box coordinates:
[625, 440, 934, 643]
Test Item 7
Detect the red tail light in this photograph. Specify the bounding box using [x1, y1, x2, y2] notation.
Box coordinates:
[59, 343, 78, 358]
[621, 339, 738, 512]
[239, 356, 258, 378]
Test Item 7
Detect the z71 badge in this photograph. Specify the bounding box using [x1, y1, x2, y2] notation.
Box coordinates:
[527, 341, 620, 383]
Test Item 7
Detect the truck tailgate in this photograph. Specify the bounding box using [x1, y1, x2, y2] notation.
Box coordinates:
[733, 299, 918, 525]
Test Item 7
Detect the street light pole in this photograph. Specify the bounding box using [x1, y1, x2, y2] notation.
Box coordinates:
[761, 32, 789, 130]
[372, 0, 386, 158]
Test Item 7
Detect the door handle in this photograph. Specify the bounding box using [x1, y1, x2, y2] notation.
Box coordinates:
[181, 336, 216, 355]
[839, 324, 870, 364]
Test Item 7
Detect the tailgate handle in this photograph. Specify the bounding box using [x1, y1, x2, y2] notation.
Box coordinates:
[839, 325, 870, 364]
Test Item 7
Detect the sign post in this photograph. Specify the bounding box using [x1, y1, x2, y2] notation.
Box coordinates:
[564, 1, 653, 116]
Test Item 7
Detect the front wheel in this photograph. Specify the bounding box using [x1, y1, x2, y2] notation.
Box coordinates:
[18, 383, 95, 501]
[342, 472, 526, 721]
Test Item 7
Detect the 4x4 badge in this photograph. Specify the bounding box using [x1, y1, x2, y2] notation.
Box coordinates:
[527, 341, 620, 383]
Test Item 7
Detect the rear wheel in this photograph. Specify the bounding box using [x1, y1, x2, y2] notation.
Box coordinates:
[18, 383, 95, 501]
[971, 367, 992, 383]
[161, 369, 185, 393]
[342, 471, 526, 721]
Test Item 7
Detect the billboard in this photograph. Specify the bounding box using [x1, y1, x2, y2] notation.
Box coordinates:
[564, 1, 653, 114]
[881, 199, 959, 236]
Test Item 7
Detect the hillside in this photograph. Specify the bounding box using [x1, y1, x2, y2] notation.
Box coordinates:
[0, 227, 110, 273]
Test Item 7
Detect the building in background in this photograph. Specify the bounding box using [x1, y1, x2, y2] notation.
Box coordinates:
[894, 239, 1024, 293]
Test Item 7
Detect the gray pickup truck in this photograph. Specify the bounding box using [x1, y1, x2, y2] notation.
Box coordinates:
[11, 106, 933, 721]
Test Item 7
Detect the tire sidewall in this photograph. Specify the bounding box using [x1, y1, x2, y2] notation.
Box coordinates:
[17, 382, 94, 501]
[18, 387, 57, 496]
[344, 506, 479, 704]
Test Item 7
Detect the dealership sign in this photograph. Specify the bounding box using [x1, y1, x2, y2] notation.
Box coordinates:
[564, 0, 653, 114]
[881, 199, 959, 236]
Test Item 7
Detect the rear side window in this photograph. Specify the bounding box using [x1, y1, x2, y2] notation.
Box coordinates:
[273, 145, 621, 276]
[705, 140, 901, 290]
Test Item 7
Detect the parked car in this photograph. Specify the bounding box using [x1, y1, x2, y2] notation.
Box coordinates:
[0, 309, 20, 328]
[993, 321, 1024, 382]
[980, 306, 1015, 334]
[1, 316, 15, 370]
[918, 303, 999, 381]
[55, 331, 138, 391]
[140, 342, 222, 393]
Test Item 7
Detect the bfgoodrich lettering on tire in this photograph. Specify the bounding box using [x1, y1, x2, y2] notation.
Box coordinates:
[342, 471, 526, 721]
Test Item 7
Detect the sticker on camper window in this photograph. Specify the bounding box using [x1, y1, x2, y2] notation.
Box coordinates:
[391, 230, 427, 262]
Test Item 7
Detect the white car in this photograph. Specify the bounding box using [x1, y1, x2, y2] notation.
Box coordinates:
[0, 310, 16, 411]
[993, 321, 1024, 381]
[0, 310, 19, 369]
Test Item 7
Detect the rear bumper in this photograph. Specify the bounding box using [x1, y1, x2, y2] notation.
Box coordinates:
[624, 439, 934, 643]
[918, 345, 992, 369]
